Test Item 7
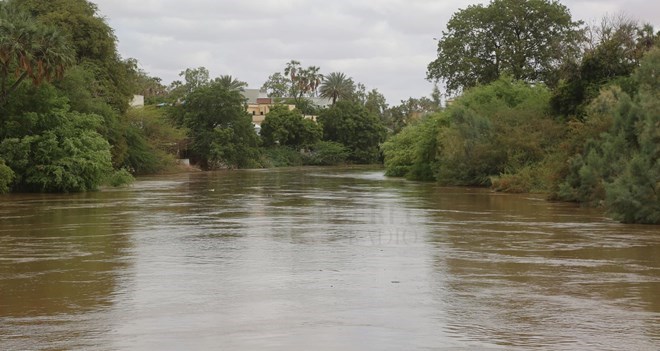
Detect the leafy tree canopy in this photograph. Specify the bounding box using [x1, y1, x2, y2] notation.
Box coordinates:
[551, 17, 659, 118]
[427, 0, 583, 94]
[318, 100, 386, 163]
[261, 60, 323, 103]
[0, 0, 74, 105]
[180, 80, 259, 169]
[260, 106, 321, 148]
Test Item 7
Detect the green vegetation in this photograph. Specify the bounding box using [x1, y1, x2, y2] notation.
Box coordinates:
[318, 100, 386, 164]
[0, 159, 14, 194]
[382, 0, 659, 224]
[1, 0, 657, 224]
[320, 72, 355, 105]
[0, 86, 113, 192]
[260, 106, 322, 148]
[427, 0, 583, 94]
[174, 81, 260, 170]
[0, 0, 184, 192]
[555, 49, 660, 223]
[303, 141, 349, 166]
[384, 78, 561, 187]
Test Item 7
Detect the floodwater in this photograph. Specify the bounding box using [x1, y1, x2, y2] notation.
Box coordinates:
[1, 167, 658, 350]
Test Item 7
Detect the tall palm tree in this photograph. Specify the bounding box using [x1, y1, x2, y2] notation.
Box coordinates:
[306, 65, 323, 97]
[320, 72, 355, 105]
[214, 75, 247, 91]
[0, 2, 73, 105]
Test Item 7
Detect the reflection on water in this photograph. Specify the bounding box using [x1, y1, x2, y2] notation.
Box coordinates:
[0, 167, 658, 350]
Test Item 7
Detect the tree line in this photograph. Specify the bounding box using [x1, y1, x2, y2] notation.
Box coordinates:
[0, 0, 397, 193]
[384, 0, 659, 224]
[1, 0, 657, 224]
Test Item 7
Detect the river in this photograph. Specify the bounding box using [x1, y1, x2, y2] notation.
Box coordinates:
[1, 167, 658, 350]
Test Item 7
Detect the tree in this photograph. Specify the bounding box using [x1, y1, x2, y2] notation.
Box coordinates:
[364, 88, 388, 118]
[128, 59, 168, 103]
[261, 72, 290, 98]
[427, 0, 583, 94]
[305, 65, 323, 97]
[382, 114, 442, 179]
[181, 81, 259, 169]
[0, 1, 74, 105]
[0, 84, 113, 192]
[320, 72, 355, 105]
[383, 96, 439, 134]
[262, 61, 326, 103]
[555, 48, 660, 223]
[15, 0, 136, 112]
[213, 74, 247, 91]
[551, 17, 658, 118]
[260, 106, 322, 148]
[317, 100, 386, 163]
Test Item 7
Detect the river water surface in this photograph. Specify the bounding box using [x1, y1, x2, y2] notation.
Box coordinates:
[1, 167, 658, 350]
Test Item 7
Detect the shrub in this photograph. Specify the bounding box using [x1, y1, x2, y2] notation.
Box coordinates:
[105, 168, 135, 187]
[261, 147, 303, 167]
[303, 141, 349, 166]
[0, 160, 14, 194]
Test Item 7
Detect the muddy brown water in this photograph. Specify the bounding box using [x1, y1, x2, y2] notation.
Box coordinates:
[1, 167, 658, 350]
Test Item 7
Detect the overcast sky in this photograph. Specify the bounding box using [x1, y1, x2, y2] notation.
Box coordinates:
[93, 0, 659, 105]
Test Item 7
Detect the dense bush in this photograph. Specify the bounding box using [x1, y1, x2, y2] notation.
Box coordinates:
[556, 49, 660, 223]
[0, 160, 14, 194]
[260, 106, 322, 148]
[260, 147, 303, 168]
[381, 114, 442, 180]
[178, 81, 260, 170]
[318, 100, 386, 164]
[0, 108, 113, 192]
[105, 168, 135, 187]
[303, 141, 349, 166]
[383, 78, 562, 187]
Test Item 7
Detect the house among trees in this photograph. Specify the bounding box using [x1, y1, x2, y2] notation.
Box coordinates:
[242, 89, 327, 125]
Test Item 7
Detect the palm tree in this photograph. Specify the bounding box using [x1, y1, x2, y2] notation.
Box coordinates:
[0, 2, 74, 105]
[214, 75, 247, 91]
[306, 65, 323, 97]
[320, 72, 355, 105]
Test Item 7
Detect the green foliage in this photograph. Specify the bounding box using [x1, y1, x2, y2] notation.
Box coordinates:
[178, 81, 260, 170]
[427, 0, 583, 94]
[551, 19, 657, 119]
[124, 106, 185, 174]
[260, 106, 322, 148]
[261, 72, 290, 98]
[262, 61, 324, 102]
[491, 164, 548, 193]
[126, 106, 186, 155]
[105, 168, 134, 187]
[384, 96, 441, 134]
[320, 72, 355, 105]
[0, 159, 14, 194]
[0, 104, 113, 192]
[555, 48, 660, 223]
[16, 0, 136, 112]
[303, 141, 349, 166]
[382, 114, 442, 180]
[0, 0, 75, 105]
[383, 78, 562, 187]
[437, 78, 560, 186]
[260, 147, 303, 168]
[318, 100, 386, 164]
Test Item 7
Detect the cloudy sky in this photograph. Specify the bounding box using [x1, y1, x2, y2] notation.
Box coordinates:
[93, 0, 659, 104]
